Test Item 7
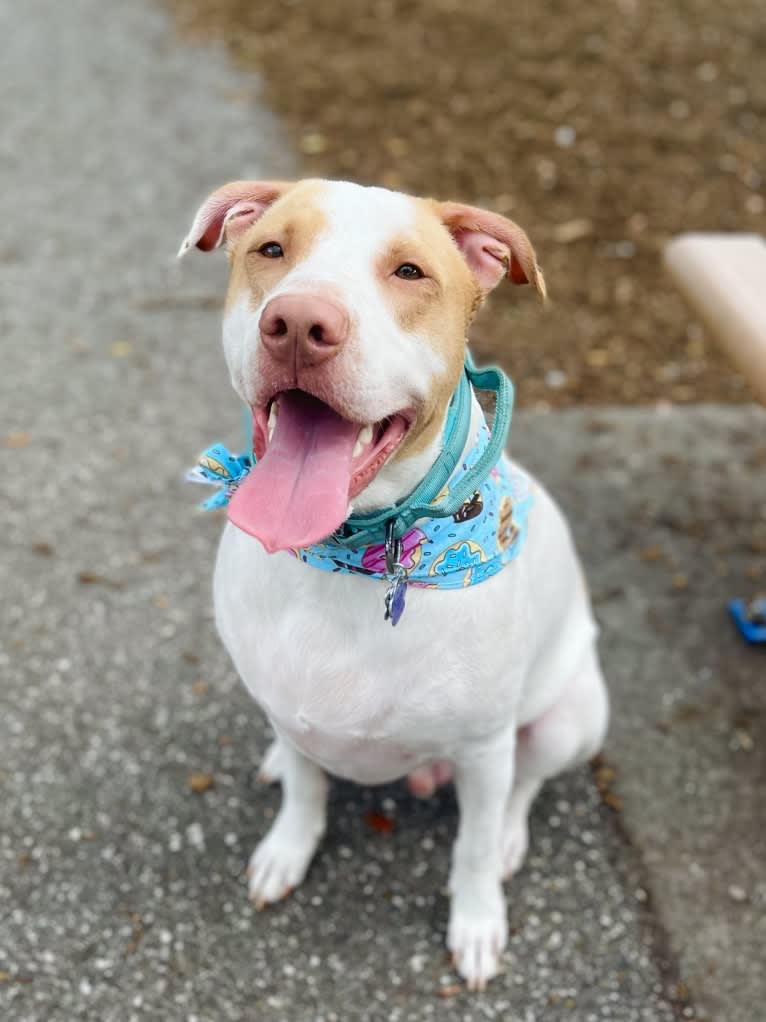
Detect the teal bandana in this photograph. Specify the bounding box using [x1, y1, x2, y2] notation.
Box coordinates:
[289, 423, 532, 589]
[189, 425, 533, 593]
[188, 357, 533, 624]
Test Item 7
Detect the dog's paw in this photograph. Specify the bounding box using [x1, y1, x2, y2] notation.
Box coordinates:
[447, 890, 508, 991]
[501, 815, 529, 879]
[247, 825, 318, 908]
[256, 740, 285, 784]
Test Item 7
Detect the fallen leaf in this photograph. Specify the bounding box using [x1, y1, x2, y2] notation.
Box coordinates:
[591, 754, 623, 810]
[437, 984, 463, 999]
[2, 431, 31, 448]
[125, 911, 145, 955]
[639, 545, 663, 562]
[77, 571, 124, 590]
[192, 680, 209, 697]
[594, 764, 616, 791]
[189, 772, 215, 793]
[365, 811, 395, 834]
[31, 541, 54, 557]
[110, 340, 133, 357]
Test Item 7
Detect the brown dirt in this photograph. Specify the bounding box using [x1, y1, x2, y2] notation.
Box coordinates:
[166, 0, 766, 407]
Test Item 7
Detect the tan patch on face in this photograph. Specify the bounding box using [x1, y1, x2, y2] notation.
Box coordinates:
[224, 180, 328, 314]
[379, 199, 483, 460]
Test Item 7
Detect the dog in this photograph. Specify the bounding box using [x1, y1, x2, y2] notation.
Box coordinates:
[179, 179, 609, 990]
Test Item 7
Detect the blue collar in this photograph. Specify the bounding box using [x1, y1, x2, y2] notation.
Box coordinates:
[292, 423, 533, 624]
[331, 351, 514, 548]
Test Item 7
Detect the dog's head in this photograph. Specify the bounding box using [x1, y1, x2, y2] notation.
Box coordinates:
[180, 180, 544, 551]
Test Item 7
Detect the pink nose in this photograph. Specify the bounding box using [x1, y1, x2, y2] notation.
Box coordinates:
[259, 294, 349, 368]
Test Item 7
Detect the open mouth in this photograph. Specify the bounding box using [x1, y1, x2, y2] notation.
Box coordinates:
[228, 389, 412, 552]
[252, 391, 411, 498]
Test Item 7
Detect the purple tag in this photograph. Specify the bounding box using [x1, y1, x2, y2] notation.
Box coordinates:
[384, 575, 407, 626]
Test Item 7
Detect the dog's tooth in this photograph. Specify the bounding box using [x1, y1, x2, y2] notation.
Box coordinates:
[267, 403, 278, 441]
[353, 425, 373, 458]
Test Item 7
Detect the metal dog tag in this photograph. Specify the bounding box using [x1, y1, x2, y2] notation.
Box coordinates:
[384, 569, 408, 626]
[384, 522, 408, 626]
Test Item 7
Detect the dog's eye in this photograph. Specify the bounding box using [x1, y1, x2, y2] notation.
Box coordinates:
[394, 263, 424, 280]
[258, 242, 284, 258]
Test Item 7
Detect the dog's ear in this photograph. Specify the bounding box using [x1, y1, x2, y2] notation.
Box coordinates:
[178, 180, 292, 257]
[437, 202, 546, 298]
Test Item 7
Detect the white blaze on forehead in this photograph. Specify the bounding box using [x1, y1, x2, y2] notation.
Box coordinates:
[269, 182, 446, 401]
[318, 180, 417, 249]
[278, 180, 417, 291]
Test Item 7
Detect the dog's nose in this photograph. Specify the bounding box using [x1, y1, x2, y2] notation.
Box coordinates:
[259, 295, 349, 368]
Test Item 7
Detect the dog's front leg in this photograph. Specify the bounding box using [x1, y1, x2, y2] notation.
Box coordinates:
[247, 734, 328, 908]
[448, 729, 515, 990]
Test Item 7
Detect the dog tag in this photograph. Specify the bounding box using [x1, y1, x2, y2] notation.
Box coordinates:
[384, 570, 408, 626]
[383, 521, 408, 626]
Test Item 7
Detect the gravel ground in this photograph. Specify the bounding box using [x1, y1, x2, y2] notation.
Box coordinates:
[2, 2, 765, 1021]
[166, 0, 766, 408]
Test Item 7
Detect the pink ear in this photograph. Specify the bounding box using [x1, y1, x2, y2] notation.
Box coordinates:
[439, 202, 545, 297]
[178, 180, 291, 256]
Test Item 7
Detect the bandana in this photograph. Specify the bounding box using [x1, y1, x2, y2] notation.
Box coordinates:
[188, 421, 533, 595]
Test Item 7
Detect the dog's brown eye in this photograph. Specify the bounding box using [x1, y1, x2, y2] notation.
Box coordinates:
[395, 263, 424, 280]
[259, 242, 284, 258]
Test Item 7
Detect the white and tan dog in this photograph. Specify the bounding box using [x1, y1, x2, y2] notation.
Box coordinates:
[180, 179, 609, 990]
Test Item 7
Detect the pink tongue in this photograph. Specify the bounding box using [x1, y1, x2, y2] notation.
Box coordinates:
[228, 391, 359, 552]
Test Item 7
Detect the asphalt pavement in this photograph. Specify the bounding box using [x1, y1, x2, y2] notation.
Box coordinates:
[1, 2, 764, 1020]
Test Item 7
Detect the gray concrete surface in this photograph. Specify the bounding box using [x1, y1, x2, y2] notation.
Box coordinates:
[515, 407, 766, 1022]
[1, 1, 764, 1020]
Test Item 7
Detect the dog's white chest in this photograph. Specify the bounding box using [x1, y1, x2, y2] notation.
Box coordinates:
[213, 521, 535, 783]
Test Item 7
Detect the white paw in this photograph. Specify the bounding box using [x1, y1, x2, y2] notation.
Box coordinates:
[502, 816, 529, 879]
[256, 740, 284, 784]
[246, 823, 319, 908]
[447, 890, 508, 991]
